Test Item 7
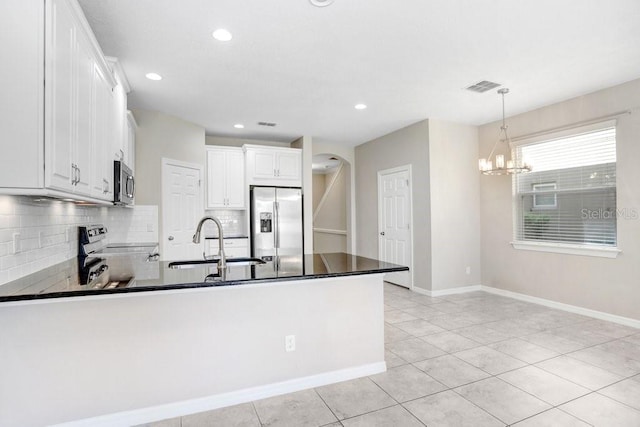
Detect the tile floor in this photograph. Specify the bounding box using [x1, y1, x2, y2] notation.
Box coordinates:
[140, 284, 640, 427]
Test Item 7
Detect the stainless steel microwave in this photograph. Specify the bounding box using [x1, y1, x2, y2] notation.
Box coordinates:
[114, 161, 135, 206]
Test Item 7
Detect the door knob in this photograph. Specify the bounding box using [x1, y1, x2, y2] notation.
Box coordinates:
[168, 236, 174, 241]
[380, 232, 385, 236]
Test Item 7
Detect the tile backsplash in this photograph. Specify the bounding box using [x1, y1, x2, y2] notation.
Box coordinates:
[202, 209, 247, 237]
[0, 196, 158, 286]
[104, 205, 158, 244]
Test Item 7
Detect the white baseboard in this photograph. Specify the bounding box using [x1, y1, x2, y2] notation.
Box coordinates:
[481, 286, 640, 329]
[412, 285, 482, 297]
[409, 284, 639, 328]
[52, 362, 387, 427]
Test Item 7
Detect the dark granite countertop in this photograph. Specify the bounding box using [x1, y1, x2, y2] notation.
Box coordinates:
[0, 253, 408, 303]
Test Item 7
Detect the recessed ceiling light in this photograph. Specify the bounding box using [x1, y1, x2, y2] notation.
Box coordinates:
[234, 124, 245, 129]
[145, 73, 162, 81]
[309, 0, 334, 7]
[354, 104, 367, 110]
[212, 29, 233, 42]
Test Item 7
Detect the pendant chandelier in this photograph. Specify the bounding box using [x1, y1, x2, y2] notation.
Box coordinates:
[478, 88, 532, 175]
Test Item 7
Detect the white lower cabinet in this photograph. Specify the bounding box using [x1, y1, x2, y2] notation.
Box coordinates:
[208, 238, 249, 259]
[206, 147, 245, 209]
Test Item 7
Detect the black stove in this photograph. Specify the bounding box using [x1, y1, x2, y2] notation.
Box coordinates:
[78, 225, 159, 289]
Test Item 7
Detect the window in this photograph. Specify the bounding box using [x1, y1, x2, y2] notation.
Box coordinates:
[532, 183, 557, 209]
[514, 122, 617, 249]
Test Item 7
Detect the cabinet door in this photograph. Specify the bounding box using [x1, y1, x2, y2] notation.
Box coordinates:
[276, 151, 301, 181]
[226, 150, 245, 208]
[206, 149, 226, 208]
[0, 0, 44, 188]
[111, 83, 126, 161]
[126, 112, 136, 172]
[45, 0, 76, 192]
[73, 30, 94, 196]
[253, 150, 277, 179]
[91, 64, 112, 200]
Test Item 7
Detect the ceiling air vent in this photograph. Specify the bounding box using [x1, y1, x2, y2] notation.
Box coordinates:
[257, 122, 277, 127]
[466, 80, 501, 93]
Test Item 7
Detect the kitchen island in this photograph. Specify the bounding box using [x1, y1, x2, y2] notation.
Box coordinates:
[0, 253, 407, 427]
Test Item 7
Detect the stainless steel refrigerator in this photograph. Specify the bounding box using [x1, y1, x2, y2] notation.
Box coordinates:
[250, 186, 304, 276]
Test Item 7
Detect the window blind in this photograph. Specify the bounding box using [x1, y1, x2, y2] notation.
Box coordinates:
[514, 126, 617, 246]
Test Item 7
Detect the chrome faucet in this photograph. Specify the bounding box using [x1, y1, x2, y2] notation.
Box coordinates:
[192, 216, 226, 272]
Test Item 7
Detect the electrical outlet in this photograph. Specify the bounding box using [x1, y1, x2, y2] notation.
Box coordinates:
[466, 266, 471, 275]
[12, 233, 20, 254]
[147, 223, 155, 232]
[285, 335, 296, 352]
[38, 231, 43, 249]
[65, 227, 70, 243]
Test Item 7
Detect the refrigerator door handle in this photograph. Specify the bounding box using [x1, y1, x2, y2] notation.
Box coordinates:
[274, 201, 280, 249]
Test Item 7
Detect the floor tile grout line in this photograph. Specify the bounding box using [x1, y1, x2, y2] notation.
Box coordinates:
[249, 401, 264, 427]
[311, 387, 341, 424]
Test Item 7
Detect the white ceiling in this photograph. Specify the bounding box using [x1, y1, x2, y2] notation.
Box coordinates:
[78, 0, 640, 147]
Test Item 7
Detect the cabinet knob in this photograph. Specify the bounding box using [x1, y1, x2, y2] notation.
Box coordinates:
[168, 236, 174, 241]
[380, 232, 385, 236]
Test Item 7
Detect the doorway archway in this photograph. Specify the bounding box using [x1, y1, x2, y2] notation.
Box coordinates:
[312, 153, 352, 253]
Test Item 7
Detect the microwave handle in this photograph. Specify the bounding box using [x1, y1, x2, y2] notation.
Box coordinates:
[126, 176, 135, 198]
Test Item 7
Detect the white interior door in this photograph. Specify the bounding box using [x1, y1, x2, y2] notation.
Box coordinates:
[162, 159, 204, 261]
[378, 165, 413, 288]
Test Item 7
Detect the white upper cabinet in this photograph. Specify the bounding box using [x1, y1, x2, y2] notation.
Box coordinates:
[0, 0, 125, 203]
[45, 0, 76, 193]
[126, 111, 137, 172]
[107, 58, 131, 164]
[91, 63, 114, 200]
[0, 0, 44, 188]
[206, 147, 245, 209]
[244, 145, 302, 186]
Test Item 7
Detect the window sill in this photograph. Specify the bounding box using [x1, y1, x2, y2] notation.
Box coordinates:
[511, 241, 621, 258]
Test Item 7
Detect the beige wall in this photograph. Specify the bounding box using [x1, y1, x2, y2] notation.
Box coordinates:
[355, 120, 431, 291]
[428, 120, 482, 290]
[312, 173, 326, 212]
[292, 136, 314, 254]
[132, 109, 206, 256]
[480, 78, 640, 320]
[133, 109, 206, 206]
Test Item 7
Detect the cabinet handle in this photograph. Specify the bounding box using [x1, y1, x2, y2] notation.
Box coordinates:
[71, 164, 78, 185]
[77, 167, 81, 184]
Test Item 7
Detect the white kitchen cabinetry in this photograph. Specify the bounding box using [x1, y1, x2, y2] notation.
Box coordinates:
[206, 147, 245, 209]
[0, 0, 124, 204]
[244, 145, 302, 186]
[126, 111, 137, 172]
[108, 58, 132, 165]
[208, 238, 249, 259]
[45, 0, 94, 195]
[90, 64, 115, 199]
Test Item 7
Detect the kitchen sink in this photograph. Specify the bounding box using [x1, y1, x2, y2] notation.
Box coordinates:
[168, 257, 266, 269]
